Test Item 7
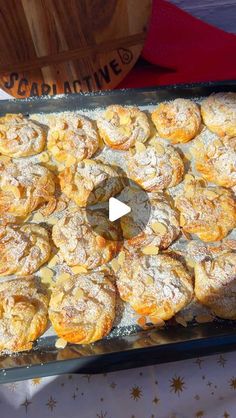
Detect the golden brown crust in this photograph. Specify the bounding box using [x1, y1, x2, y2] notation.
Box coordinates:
[59, 159, 124, 207]
[175, 175, 236, 242]
[0, 277, 49, 352]
[52, 209, 121, 269]
[116, 252, 193, 322]
[0, 224, 51, 276]
[127, 140, 184, 191]
[201, 92, 236, 137]
[151, 99, 201, 143]
[0, 113, 46, 157]
[191, 130, 236, 188]
[97, 105, 150, 150]
[47, 113, 99, 166]
[194, 251, 236, 319]
[119, 187, 180, 250]
[0, 160, 56, 223]
[49, 272, 116, 344]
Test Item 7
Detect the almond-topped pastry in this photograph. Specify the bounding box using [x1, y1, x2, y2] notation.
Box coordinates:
[0, 277, 49, 352]
[191, 129, 236, 188]
[59, 159, 124, 207]
[151, 98, 201, 143]
[201, 92, 236, 137]
[119, 187, 180, 250]
[0, 113, 46, 157]
[97, 105, 150, 150]
[52, 209, 121, 269]
[49, 271, 116, 344]
[116, 252, 193, 322]
[127, 140, 184, 191]
[47, 113, 99, 166]
[0, 224, 51, 276]
[175, 175, 236, 242]
[0, 160, 56, 223]
[194, 249, 236, 319]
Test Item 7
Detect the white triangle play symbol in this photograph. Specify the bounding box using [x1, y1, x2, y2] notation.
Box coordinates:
[109, 197, 131, 222]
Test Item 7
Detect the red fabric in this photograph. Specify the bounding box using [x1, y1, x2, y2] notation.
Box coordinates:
[118, 0, 236, 88]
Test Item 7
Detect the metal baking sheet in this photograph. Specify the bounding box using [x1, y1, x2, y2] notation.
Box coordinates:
[0, 81, 236, 384]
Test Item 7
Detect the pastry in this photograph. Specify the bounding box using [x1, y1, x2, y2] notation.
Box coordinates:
[191, 129, 236, 188]
[48, 113, 99, 166]
[175, 175, 236, 242]
[0, 224, 51, 276]
[194, 250, 236, 319]
[97, 105, 150, 150]
[0, 277, 49, 352]
[201, 92, 236, 137]
[119, 187, 180, 250]
[49, 271, 116, 344]
[151, 98, 201, 143]
[52, 209, 121, 269]
[127, 140, 184, 191]
[116, 252, 193, 322]
[0, 113, 46, 157]
[0, 160, 56, 222]
[59, 159, 124, 207]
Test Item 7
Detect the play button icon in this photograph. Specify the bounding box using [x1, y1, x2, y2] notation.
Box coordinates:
[109, 197, 131, 222]
[85, 175, 151, 243]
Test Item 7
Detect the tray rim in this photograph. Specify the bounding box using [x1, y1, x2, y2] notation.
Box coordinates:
[0, 80, 236, 383]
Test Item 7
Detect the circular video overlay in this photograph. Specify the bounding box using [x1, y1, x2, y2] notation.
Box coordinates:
[85, 176, 151, 243]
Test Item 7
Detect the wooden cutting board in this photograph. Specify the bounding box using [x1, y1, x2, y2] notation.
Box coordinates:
[0, 0, 151, 98]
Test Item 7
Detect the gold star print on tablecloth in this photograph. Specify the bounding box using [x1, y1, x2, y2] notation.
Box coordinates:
[229, 377, 236, 390]
[169, 375, 186, 395]
[218, 355, 227, 367]
[21, 398, 32, 414]
[130, 385, 142, 401]
[46, 396, 57, 411]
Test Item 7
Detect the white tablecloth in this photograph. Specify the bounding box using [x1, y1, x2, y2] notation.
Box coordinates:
[1, 351, 236, 418]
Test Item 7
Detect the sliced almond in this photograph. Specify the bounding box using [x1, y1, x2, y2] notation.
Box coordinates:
[57, 273, 70, 282]
[118, 251, 125, 265]
[185, 173, 195, 183]
[39, 267, 54, 282]
[180, 214, 186, 226]
[195, 313, 214, 323]
[55, 338, 67, 349]
[185, 185, 195, 199]
[71, 265, 87, 274]
[31, 212, 45, 223]
[53, 291, 64, 304]
[47, 216, 58, 225]
[0, 155, 11, 163]
[151, 221, 167, 235]
[182, 229, 192, 240]
[51, 145, 60, 154]
[142, 245, 159, 255]
[48, 255, 59, 268]
[153, 142, 165, 155]
[110, 258, 120, 272]
[75, 288, 85, 300]
[175, 316, 188, 327]
[135, 142, 146, 153]
[38, 152, 49, 163]
[145, 274, 154, 285]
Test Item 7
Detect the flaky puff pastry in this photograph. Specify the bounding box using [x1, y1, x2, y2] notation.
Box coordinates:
[0, 113, 46, 157]
[47, 113, 99, 167]
[175, 175, 236, 242]
[0, 277, 49, 352]
[194, 250, 236, 319]
[0, 224, 51, 276]
[201, 92, 236, 137]
[119, 187, 180, 251]
[127, 140, 184, 191]
[97, 105, 150, 150]
[191, 129, 236, 188]
[49, 271, 116, 344]
[52, 209, 121, 269]
[116, 252, 193, 322]
[151, 99, 201, 143]
[0, 160, 56, 223]
[59, 159, 124, 207]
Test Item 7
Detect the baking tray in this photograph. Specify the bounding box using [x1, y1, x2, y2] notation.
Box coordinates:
[0, 81, 236, 384]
